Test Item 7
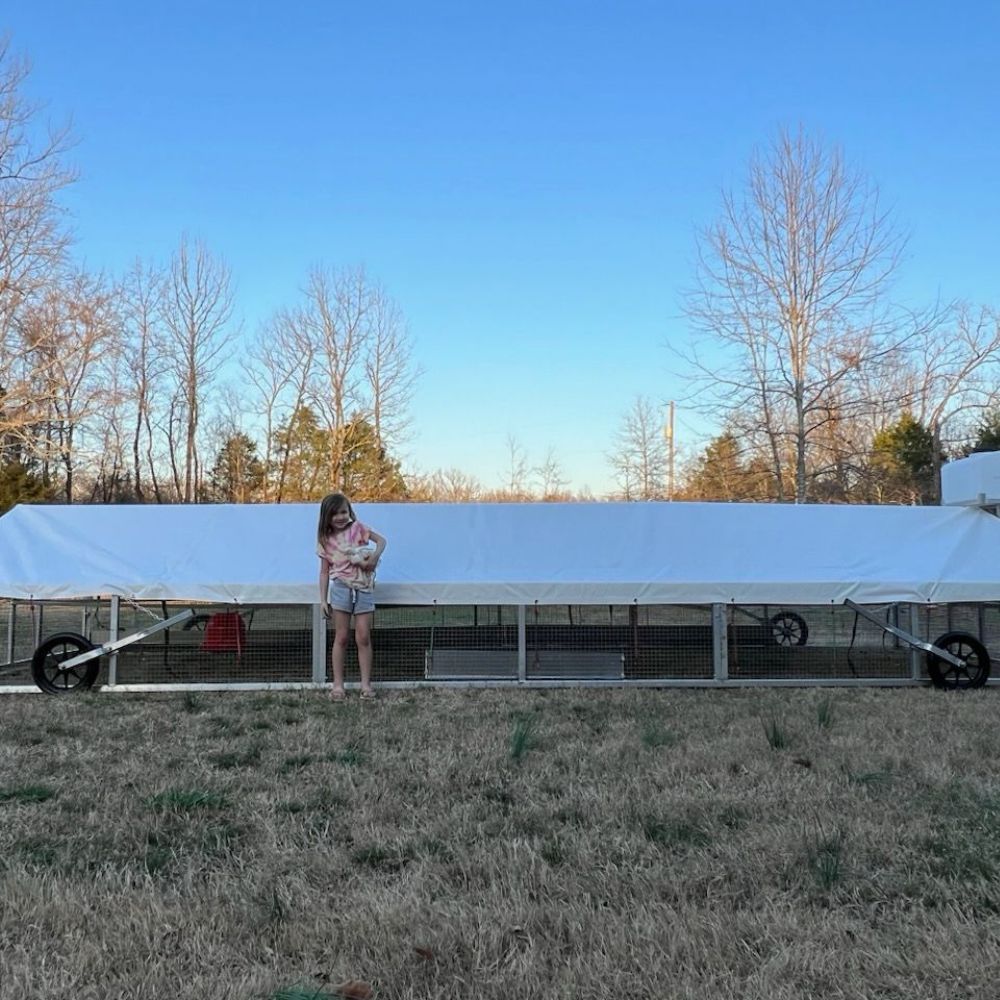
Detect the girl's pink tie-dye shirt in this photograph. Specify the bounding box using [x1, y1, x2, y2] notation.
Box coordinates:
[317, 520, 374, 591]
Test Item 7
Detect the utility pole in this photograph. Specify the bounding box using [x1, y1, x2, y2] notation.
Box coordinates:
[664, 401, 675, 500]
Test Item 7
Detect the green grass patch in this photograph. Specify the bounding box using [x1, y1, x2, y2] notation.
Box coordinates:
[350, 841, 414, 872]
[639, 812, 711, 851]
[846, 766, 894, 788]
[14, 837, 60, 867]
[182, 690, 204, 714]
[815, 695, 835, 728]
[762, 716, 789, 750]
[0, 784, 58, 804]
[147, 789, 229, 812]
[279, 753, 317, 772]
[510, 713, 540, 762]
[209, 743, 263, 769]
[326, 747, 364, 766]
[919, 782, 1000, 882]
[639, 716, 677, 748]
[270, 985, 340, 1000]
[803, 823, 847, 891]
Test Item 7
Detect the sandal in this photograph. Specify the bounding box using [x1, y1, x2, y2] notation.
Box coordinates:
[360, 689, 376, 701]
[329, 689, 346, 702]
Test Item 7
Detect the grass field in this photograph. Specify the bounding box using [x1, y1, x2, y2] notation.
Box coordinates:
[1, 686, 999, 999]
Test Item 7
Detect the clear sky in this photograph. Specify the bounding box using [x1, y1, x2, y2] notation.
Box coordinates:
[3, 1, 999, 494]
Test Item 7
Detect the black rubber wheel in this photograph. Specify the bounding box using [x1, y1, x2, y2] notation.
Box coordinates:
[31, 632, 101, 694]
[769, 611, 809, 647]
[927, 632, 991, 690]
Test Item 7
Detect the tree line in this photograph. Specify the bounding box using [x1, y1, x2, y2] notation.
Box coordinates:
[0, 42, 425, 512]
[3, 39, 999, 512]
[611, 129, 1000, 505]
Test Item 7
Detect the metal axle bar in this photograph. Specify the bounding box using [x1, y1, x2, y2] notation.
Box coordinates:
[843, 599, 965, 668]
[57, 609, 196, 669]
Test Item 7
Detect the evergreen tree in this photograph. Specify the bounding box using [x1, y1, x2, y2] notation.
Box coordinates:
[0, 459, 50, 515]
[967, 408, 1000, 453]
[340, 416, 409, 500]
[870, 413, 935, 504]
[270, 406, 330, 501]
[206, 433, 264, 503]
[680, 432, 775, 501]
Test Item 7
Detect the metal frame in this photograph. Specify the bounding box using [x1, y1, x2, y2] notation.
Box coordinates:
[56, 609, 195, 670]
[8, 597, 996, 693]
[4, 601, 13, 667]
[843, 599, 966, 668]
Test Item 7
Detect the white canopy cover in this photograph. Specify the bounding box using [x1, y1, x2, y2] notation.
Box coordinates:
[0, 500, 998, 607]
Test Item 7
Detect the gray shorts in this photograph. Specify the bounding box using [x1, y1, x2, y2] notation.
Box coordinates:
[328, 578, 376, 616]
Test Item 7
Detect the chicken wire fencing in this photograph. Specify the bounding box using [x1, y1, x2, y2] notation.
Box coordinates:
[2, 597, 999, 691]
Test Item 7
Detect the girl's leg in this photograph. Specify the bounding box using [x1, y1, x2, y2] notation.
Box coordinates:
[355, 612, 373, 694]
[331, 610, 352, 696]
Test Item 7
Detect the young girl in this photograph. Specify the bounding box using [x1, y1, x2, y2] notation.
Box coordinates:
[317, 492, 387, 700]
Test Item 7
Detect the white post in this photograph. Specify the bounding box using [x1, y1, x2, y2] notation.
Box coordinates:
[312, 604, 327, 685]
[108, 596, 120, 686]
[909, 604, 922, 682]
[712, 604, 729, 682]
[4, 602, 13, 666]
[517, 606, 527, 683]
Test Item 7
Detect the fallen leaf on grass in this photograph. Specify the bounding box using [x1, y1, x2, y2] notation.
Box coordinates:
[413, 946, 435, 961]
[335, 981, 373, 1000]
[793, 757, 812, 768]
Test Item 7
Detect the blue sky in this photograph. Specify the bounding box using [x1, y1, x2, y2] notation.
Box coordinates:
[4, 1, 999, 494]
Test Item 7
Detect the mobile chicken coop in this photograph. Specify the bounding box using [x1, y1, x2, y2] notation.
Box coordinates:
[1, 454, 999, 694]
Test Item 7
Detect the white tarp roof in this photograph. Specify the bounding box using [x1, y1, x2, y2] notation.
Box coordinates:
[0, 500, 998, 607]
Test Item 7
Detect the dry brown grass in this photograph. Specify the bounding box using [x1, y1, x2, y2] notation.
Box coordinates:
[1, 686, 1000, 999]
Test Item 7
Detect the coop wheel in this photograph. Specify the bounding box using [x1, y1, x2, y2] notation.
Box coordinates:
[769, 611, 808, 646]
[31, 632, 102, 695]
[927, 632, 990, 690]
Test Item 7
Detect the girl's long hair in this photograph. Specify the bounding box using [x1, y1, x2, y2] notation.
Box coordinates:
[317, 492, 355, 545]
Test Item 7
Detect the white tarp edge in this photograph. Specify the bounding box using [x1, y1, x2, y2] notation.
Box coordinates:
[0, 500, 998, 606]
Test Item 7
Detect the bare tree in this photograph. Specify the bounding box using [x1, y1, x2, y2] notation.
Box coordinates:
[407, 467, 484, 501]
[365, 286, 420, 452]
[535, 447, 571, 500]
[303, 266, 368, 488]
[243, 307, 317, 502]
[502, 433, 531, 500]
[899, 303, 1000, 496]
[684, 127, 907, 502]
[286, 264, 419, 496]
[19, 271, 119, 501]
[87, 346, 132, 503]
[119, 259, 171, 501]
[161, 236, 235, 502]
[0, 39, 76, 454]
[609, 396, 666, 500]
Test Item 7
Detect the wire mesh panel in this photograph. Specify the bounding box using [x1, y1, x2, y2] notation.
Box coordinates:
[912, 603, 998, 682]
[6, 596, 999, 692]
[371, 604, 519, 681]
[632, 604, 715, 681]
[526, 604, 625, 681]
[0, 600, 94, 688]
[525, 604, 714, 681]
[0, 599, 23, 684]
[111, 603, 313, 684]
[728, 604, 911, 680]
[969, 603, 1000, 654]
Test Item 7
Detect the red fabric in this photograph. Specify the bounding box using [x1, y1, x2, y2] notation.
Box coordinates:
[201, 612, 246, 654]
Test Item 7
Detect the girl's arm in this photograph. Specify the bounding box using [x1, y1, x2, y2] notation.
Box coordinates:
[318, 557, 331, 617]
[368, 530, 387, 564]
